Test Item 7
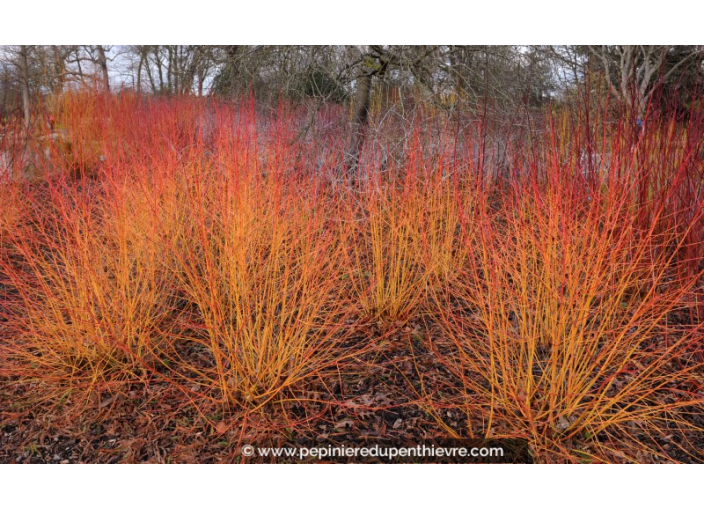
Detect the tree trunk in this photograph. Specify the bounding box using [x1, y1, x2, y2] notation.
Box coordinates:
[155, 49, 165, 93]
[144, 50, 157, 93]
[136, 53, 143, 93]
[18, 46, 31, 129]
[96, 45, 110, 93]
[345, 70, 373, 181]
[166, 46, 174, 94]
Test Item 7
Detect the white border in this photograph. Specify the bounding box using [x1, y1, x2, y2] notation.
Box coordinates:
[0, 465, 703, 508]
[0, 1, 702, 44]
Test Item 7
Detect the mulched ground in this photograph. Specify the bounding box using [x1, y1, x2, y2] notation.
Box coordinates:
[1, 316, 703, 464]
[0, 331, 461, 463]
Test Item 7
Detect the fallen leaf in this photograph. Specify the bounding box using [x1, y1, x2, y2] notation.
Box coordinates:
[100, 396, 116, 409]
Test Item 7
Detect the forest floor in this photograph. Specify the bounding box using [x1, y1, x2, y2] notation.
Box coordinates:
[2, 318, 703, 464]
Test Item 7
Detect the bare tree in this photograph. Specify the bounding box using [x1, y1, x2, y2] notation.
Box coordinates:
[344, 46, 395, 179]
[588, 45, 700, 116]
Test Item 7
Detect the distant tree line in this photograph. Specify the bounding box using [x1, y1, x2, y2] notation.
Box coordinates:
[2, 46, 701, 111]
[2, 45, 702, 175]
